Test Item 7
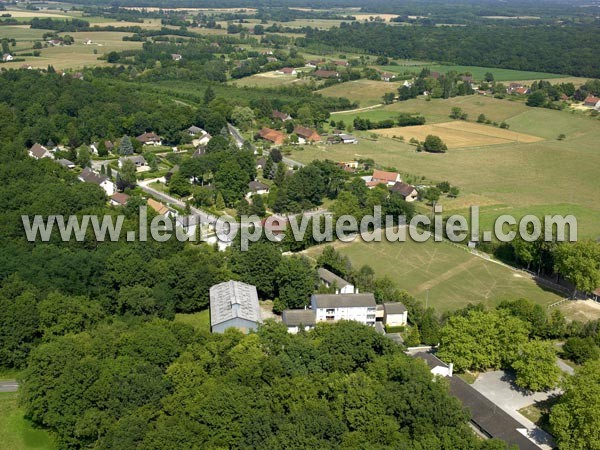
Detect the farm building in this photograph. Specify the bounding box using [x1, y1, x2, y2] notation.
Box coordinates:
[210, 281, 262, 333]
[294, 126, 321, 143]
[389, 181, 418, 202]
[259, 127, 286, 145]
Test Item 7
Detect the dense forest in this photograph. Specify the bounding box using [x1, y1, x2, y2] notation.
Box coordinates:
[301, 22, 600, 78]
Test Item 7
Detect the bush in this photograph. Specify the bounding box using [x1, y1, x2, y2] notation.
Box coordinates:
[562, 337, 600, 364]
[423, 135, 448, 153]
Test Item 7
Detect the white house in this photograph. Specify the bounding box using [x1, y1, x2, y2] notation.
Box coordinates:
[246, 180, 270, 199]
[337, 134, 358, 144]
[78, 168, 115, 196]
[282, 309, 316, 334]
[311, 293, 377, 326]
[276, 67, 297, 75]
[318, 267, 357, 294]
[2, 53, 14, 62]
[188, 125, 211, 147]
[363, 170, 401, 189]
[28, 143, 53, 160]
[118, 155, 147, 170]
[383, 302, 408, 327]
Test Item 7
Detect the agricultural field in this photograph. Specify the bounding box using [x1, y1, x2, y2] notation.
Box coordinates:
[231, 70, 312, 88]
[289, 96, 600, 238]
[373, 121, 543, 148]
[0, 393, 54, 450]
[376, 63, 569, 82]
[302, 238, 563, 312]
[317, 78, 404, 107]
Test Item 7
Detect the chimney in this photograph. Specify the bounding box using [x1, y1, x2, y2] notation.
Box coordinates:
[448, 363, 453, 377]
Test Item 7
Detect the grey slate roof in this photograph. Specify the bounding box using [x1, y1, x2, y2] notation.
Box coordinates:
[312, 293, 376, 309]
[390, 181, 416, 197]
[282, 309, 316, 327]
[383, 302, 407, 314]
[209, 281, 262, 327]
[317, 267, 352, 289]
[188, 125, 203, 135]
[248, 180, 269, 192]
[57, 159, 75, 168]
[414, 352, 541, 450]
[78, 167, 109, 185]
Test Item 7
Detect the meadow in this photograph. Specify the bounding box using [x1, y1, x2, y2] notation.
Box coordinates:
[290, 96, 600, 238]
[0, 393, 54, 450]
[375, 63, 569, 82]
[317, 78, 404, 107]
[230, 71, 312, 89]
[302, 238, 563, 313]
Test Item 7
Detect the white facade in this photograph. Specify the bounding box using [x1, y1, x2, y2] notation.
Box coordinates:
[311, 294, 377, 326]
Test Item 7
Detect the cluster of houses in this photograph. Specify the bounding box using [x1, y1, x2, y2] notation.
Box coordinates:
[362, 169, 418, 202]
[209, 269, 408, 335]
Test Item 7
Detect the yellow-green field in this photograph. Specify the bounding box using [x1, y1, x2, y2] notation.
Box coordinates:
[317, 79, 405, 107]
[290, 96, 600, 238]
[302, 239, 563, 312]
[231, 70, 312, 88]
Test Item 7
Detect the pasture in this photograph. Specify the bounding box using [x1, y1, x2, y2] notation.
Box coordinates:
[317, 78, 404, 107]
[231, 71, 310, 88]
[0, 393, 54, 450]
[376, 63, 568, 82]
[302, 238, 563, 313]
[289, 96, 600, 238]
[373, 121, 543, 148]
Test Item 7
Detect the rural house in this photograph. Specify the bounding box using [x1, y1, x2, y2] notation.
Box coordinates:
[277, 67, 297, 75]
[171, 53, 182, 61]
[118, 155, 147, 169]
[318, 267, 357, 294]
[56, 159, 75, 169]
[210, 281, 262, 333]
[381, 72, 396, 82]
[389, 181, 418, 202]
[78, 168, 115, 196]
[305, 60, 321, 68]
[583, 95, 600, 108]
[2, 53, 13, 62]
[294, 126, 321, 143]
[310, 293, 377, 326]
[258, 127, 286, 145]
[364, 169, 401, 188]
[313, 69, 339, 79]
[28, 143, 53, 160]
[187, 126, 211, 146]
[110, 192, 130, 207]
[136, 132, 162, 146]
[147, 198, 171, 216]
[282, 309, 316, 334]
[272, 110, 292, 121]
[383, 302, 408, 327]
[246, 180, 270, 198]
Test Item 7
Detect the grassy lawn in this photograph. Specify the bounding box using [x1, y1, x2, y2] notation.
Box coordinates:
[377, 63, 568, 82]
[230, 72, 311, 89]
[518, 396, 559, 436]
[302, 239, 563, 313]
[317, 79, 404, 107]
[175, 309, 210, 333]
[0, 393, 55, 450]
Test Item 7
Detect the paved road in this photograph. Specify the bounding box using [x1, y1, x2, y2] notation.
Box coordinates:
[0, 380, 19, 392]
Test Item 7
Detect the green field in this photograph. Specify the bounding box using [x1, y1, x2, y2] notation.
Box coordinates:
[303, 238, 563, 312]
[317, 78, 404, 107]
[292, 96, 600, 238]
[175, 309, 210, 332]
[0, 393, 54, 450]
[376, 63, 569, 82]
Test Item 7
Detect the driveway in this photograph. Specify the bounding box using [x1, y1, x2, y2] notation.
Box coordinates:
[0, 380, 19, 392]
[472, 370, 557, 449]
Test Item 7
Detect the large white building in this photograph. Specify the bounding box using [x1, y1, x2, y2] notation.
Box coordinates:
[310, 293, 377, 326]
[209, 280, 262, 333]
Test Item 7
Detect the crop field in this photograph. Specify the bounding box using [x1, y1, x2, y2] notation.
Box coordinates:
[0, 393, 54, 450]
[231, 71, 311, 88]
[303, 238, 563, 312]
[317, 79, 404, 107]
[376, 63, 568, 82]
[373, 121, 543, 148]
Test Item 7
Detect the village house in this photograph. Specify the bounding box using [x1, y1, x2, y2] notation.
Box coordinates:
[305, 59, 321, 68]
[110, 192, 130, 207]
[20, 64, 33, 70]
[294, 126, 321, 143]
[83, 39, 93, 45]
[258, 127, 286, 145]
[210, 280, 262, 333]
[256, 156, 267, 170]
[311, 293, 377, 326]
[389, 181, 418, 202]
[364, 169, 402, 188]
[2, 53, 13, 62]
[118, 155, 147, 170]
[136, 132, 162, 146]
[272, 109, 292, 122]
[331, 60, 349, 67]
[276, 67, 297, 75]
[147, 198, 171, 216]
[78, 168, 115, 196]
[337, 133, 358, 144]
[381, 72, 396, 82]
[383, 302, 408, 327]
[318, 267, 357, 294]
[266, 56, 278, 63]
[28, 143, 53, 160]
[171, 53, 182, 61]
[246, 180, 270, 198]
[312, 69, 339, 79]
[282, 309, 316, 334]
[583, 95, 600, 108]
[187, 126, 212, 146]
[56, 159, 75, 169]
[47, 39, 62, 46]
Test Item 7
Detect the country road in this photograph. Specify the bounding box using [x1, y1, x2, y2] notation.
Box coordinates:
[0, 380, 19, 392]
